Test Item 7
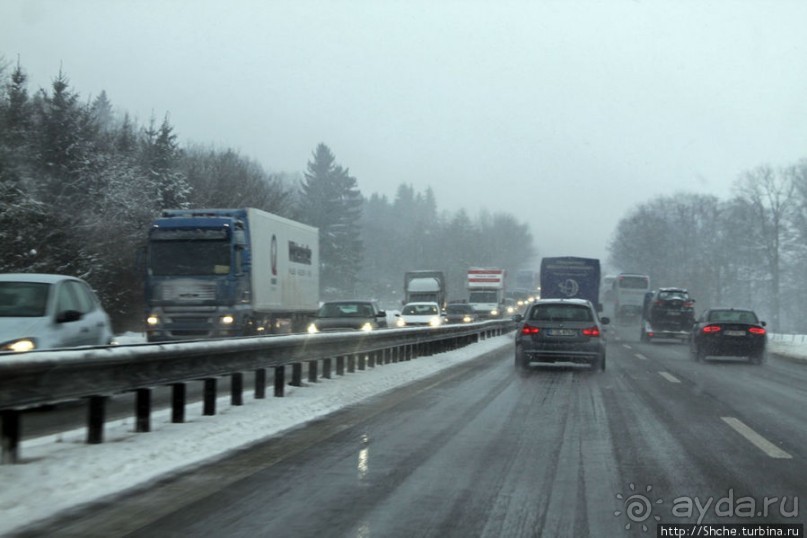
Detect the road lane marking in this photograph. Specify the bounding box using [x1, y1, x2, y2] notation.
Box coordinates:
[622, 344, 633, 350]
[721, 417, 792, 459]
[635, 353, 648, 360]
[658, 371, 681, 383]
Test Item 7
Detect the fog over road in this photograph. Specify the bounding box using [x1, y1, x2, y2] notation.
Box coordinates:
[22, 327, 805, 537]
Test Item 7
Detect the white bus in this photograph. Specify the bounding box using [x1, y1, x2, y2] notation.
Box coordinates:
[612, 273, 651, 324]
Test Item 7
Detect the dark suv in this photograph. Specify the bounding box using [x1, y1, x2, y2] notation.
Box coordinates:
[640, 288, 695, 342]
[513, 299, 609, 373]
[307, 300, 387, 333]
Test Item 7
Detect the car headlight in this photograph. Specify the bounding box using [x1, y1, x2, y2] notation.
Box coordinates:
[307, 323, 319, 334]
[396, 318, 406, 328]
[491, 309, 499, 316]
[146, 314, 160, 326]
[220, 314, 235, 326]
[463, 315, 472, 323]
[1, 338, 37, 352]
[429, 317, 442, 327]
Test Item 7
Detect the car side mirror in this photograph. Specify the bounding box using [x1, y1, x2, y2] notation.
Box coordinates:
[761, 321, 767, 327]
[600, 317, 610, 325]
[56, 310, 83, 323]
[512, 314, 524, 322]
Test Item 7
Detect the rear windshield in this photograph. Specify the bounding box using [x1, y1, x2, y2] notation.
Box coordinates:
[529, 304, 593, 322]
[446, 304, 473, 314]
[707, 310, 758, 323]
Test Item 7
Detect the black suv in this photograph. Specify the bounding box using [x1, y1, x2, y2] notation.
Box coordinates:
[640, 288, 695, 342]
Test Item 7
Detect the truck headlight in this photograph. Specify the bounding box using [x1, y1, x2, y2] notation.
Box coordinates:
[307, 323, 319, 334]
[220, 315, 235, 325]
[146, 315, 160, 326]
[1, 338, 37, 352]
[491, 309, 499, 316]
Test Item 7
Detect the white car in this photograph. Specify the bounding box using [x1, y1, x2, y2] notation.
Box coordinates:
[396, 302, 443, 327]
[0, 273, 115, 353]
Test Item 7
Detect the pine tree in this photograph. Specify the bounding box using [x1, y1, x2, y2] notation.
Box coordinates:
[299, 143, 364, 298]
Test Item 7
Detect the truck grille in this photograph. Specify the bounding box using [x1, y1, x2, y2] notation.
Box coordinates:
[160, 281, 216, 302]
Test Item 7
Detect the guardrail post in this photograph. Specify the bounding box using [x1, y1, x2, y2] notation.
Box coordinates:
[368, 352, 375, 368]
[337, 356, 345, 375]
[323, 358, 332, 379]
[87, 395, 107, 444]
[135, 388, 151, 433]
[231, 372, 243, 406]
[255, 368, 266, 399]
[291, 363, 303, 387]
[308, 360, 318, 383]
[1, 410, 21, 464]
[203, 378, 217, 415]
[348, 355, 356, 373]
[172, 383, 186, 423]
[274, 366, 285, 397]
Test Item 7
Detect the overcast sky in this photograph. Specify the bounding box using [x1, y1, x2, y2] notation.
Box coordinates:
[2, 0, 807, 265]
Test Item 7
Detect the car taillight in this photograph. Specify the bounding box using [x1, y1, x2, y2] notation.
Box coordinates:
[748, 327, 766, 335]
[521, 324, 540, 335]
[582, 326, 600, 337]
[702, 325, 721, 334]
[683, 301, 694, 308]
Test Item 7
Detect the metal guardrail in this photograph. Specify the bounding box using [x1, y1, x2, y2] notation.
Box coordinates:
[0, 320, 514, 463]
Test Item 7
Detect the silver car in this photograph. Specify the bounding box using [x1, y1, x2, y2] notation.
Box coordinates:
[0, 273, 115, 353]
[514, 298, 609, 372]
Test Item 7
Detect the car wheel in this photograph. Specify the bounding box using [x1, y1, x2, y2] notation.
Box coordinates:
[694, 346, 705, 363]
[640, 328, 648, 342]
[515, 350, 530, 375]
[592, 353, 606, 372]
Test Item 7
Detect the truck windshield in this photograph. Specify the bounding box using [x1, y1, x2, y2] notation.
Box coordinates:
[149, 240, 231, 276]
[469, 291, 498, 303]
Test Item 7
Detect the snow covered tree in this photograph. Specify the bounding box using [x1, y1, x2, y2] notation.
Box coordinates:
[299, 143, 363, 298]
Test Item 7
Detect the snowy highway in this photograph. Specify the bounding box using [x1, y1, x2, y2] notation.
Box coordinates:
[10, 326, 807, 536]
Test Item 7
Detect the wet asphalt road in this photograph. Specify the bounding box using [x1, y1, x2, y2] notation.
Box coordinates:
[19, 325, 807, 537]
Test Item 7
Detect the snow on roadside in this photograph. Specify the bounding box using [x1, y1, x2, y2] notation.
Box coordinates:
[0, 334, 513, 536]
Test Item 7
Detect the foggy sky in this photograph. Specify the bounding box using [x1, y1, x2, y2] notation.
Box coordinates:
[2, 0, 807, 266]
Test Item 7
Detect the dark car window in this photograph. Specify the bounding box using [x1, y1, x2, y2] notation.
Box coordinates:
[530, 304, 593, 322]
[0, 282, 50, 317]
[708, 310, 758, 323]
[446, 304, 473, 314]
[318, 303, 372, 317]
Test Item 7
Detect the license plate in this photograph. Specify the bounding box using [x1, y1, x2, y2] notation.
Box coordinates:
[548, 329, 576, 336]
[725, 330, 745, 336]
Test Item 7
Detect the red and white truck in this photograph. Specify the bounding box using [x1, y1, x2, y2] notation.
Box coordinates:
[467, 267, 506, 318]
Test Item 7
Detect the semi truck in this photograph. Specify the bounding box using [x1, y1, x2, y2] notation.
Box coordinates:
[144, 208, 319, 341]
[467, 267, 506, 318]
[539, 257, 602, 311]
[403, 270, 447, 309]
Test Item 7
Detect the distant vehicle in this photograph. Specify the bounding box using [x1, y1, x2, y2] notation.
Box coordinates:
[600, 274, 617, 306]
[640, 287, 695, 342]
[513, 298, 609, 373]
[0, 273, 114, 353]
[690, 308, 767, 364]
[396, 302, 443, 327]
[403, 270, 446, 309]
[467, 267, 506, 319]
[612, 273, 651, 324]
[307, 300, 387, 333]
[144, 208, 319, 341]
[443, 303, 478, 324]
[539, 257, 602, 311]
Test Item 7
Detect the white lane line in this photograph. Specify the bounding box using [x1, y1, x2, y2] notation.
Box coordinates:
[721, 417, 792, 459]
[622, 344, 633, 350]
[635, 353, 648, 361]
[658, 371, 681, 383]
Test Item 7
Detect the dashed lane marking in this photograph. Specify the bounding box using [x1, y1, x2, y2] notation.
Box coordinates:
[635, 353, 648, 360]
[721, 417, 792, 459]
[658, 371, 681, 383]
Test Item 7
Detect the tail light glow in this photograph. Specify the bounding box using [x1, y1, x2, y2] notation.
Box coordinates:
[748, 327, 766, 335]
[702, 325, 722, 334]
[582, 326, 600, 337]
[521, 324, 540, 335]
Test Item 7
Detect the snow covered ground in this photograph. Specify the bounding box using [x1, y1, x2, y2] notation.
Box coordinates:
[0, 332, 804, 536]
